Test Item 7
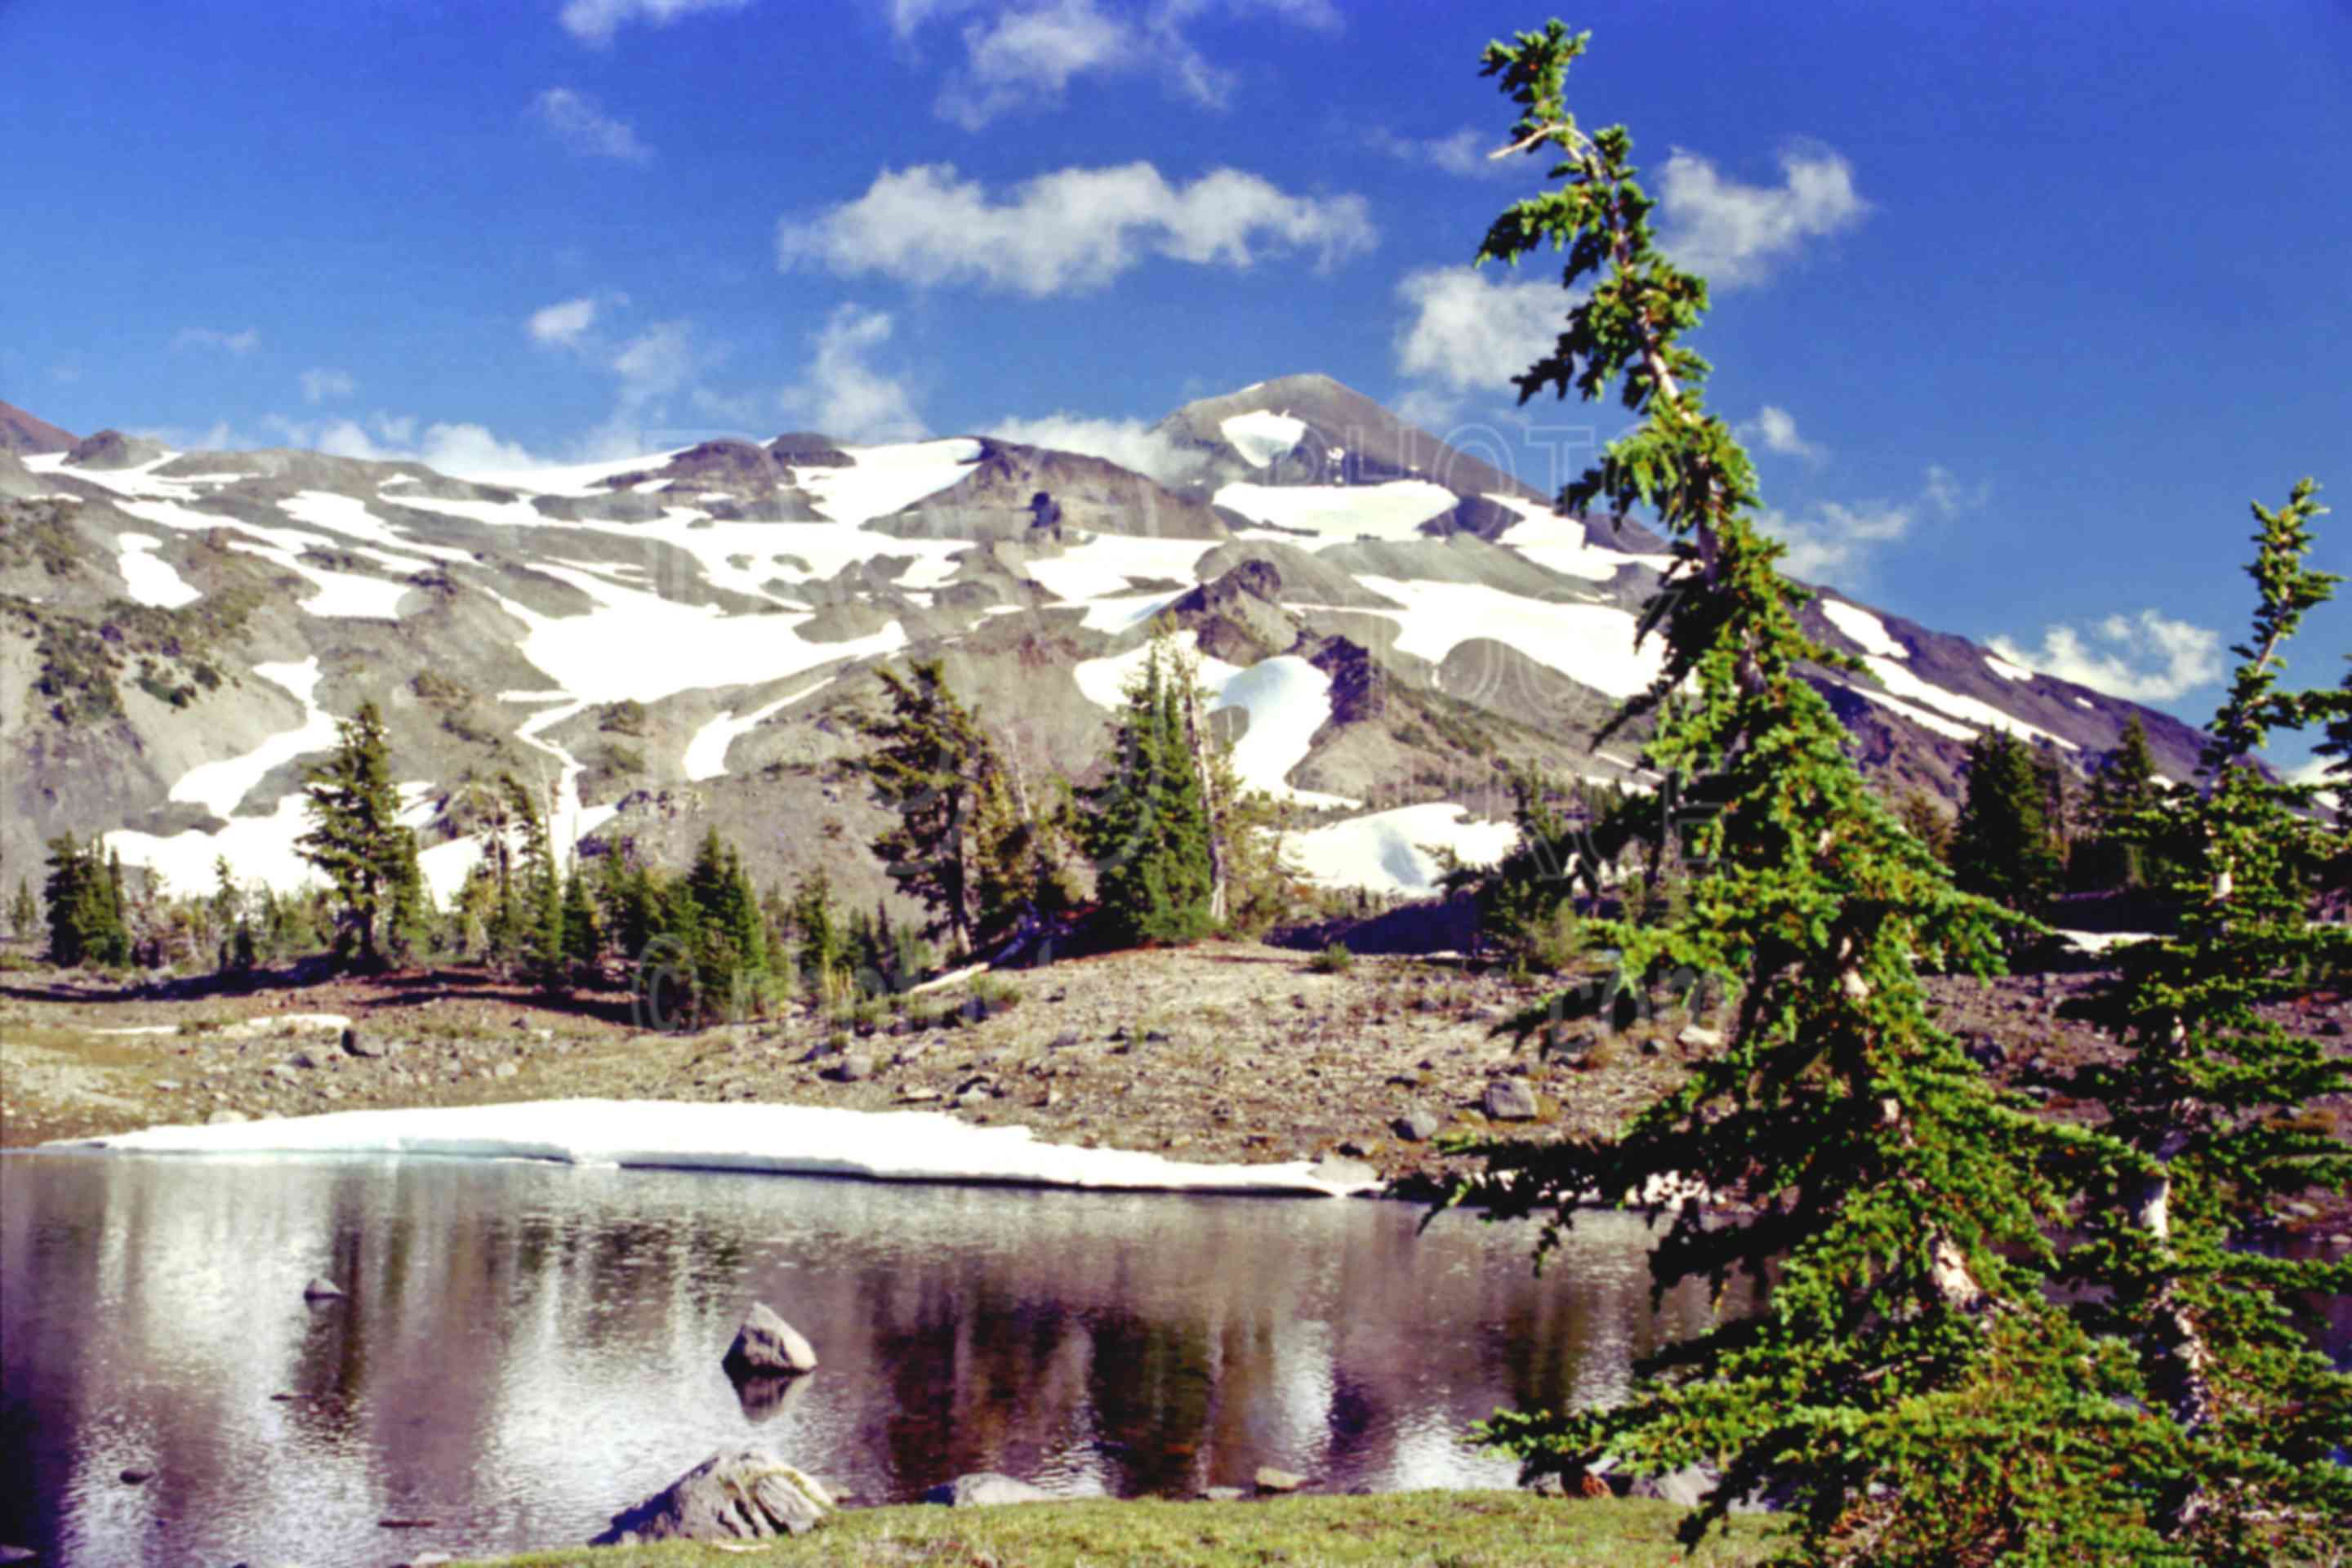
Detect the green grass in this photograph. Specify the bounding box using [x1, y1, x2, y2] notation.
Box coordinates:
[468, 1493, 1775, 1567]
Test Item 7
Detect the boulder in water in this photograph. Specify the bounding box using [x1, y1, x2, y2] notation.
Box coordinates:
[923, 1472, 1051, 1507]
[723, 1301, 817, 1376]
[594, 1447, 834, 1544]
[302, 1276, 344, 1301]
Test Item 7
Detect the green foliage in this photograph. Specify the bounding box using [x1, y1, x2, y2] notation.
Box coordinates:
[1083, 626, 1220, 945]
[2058, 479, 2352, 1556]
[8, 877, 36, 942]
[596, 699, 648, 737]
[42, 834, 129, 969]
[1949, 729, 2062, 916]
[1307, 941, 1354, 975]
[296, 701, 425, 970]
[789, 866, 848, 996]
[1446, 24, 2171, 1561]
[858, 658, 999, 957]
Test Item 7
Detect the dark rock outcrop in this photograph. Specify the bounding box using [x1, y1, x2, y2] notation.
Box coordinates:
[65, 430, 167, 470]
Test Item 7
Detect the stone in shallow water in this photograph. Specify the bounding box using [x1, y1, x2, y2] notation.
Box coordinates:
[595, 1447, 833, 1543]
[724, 1301, 817, 1375]
[1254, 1465, 1307, 1494]
[924, 1472, 1051, 1507]
[302, 1276, 344, 1301]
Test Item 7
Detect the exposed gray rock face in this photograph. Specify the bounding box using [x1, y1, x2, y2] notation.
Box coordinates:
[1624, 1465, 1716, 1508]
[342, 1027, 384, 1058]
[724, 1302, 817, 1375]
[769, 432, 855, 467]
[923, 1472, 1051, 1507]
[64, 429, 167, 469]
[594, 1447, 834, 1543]
[1482, 1078, 1539, 1121]
[1393, 1107, 1440, 1142]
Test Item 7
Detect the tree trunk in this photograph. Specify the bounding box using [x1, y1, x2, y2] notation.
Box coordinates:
[1181, 684, 1229, 925]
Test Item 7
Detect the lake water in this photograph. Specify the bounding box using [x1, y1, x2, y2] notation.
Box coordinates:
[0, 1154, 1735, 1567]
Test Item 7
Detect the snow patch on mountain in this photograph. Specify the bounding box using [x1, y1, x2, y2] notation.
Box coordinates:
[1215, 480, 1457, 541]
[1839, 679, 1979, 743]
[22, 450, 186, 499]
[684, 679, 831, 782]
[1984, 653, 2034, 683]
[798, 438, 984, 523]
[1820, 599, 1906, 661]
[448, 448, 691, 497]
[107, 792, 320, 896]
[114, 533, 202, 608]
[166, 657, 338, 817]
[1356, 577, 1668, 700]
[1487, 496, 1676, 580]
[1220, 409, 1306, 467]
[1284, 803, 1514, 896]
[491, 566, 907, 706]
[1859, 657, 2076, 750]
[280, 491, 474, 563]
[1216, 657, 1360, 808]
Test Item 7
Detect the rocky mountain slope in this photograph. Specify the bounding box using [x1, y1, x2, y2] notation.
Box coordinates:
[0, 373, 2211, 913]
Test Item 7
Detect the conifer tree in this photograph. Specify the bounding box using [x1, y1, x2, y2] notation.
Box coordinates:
[42, 835, 129, 969]
[1085, 627, 1216, 943]
[1450, 23, 2155, 1559]
[559, 863, 599, 976]
[1950, 728, 2060, 916]
[498, 773, 564, 985]
[2082, 713, 2165, 891]
[10, 876, 38, 942]
[858, 659, 999, 957]
[790, 866, 845, 995]
[296, 701, 419, 970]
[2060, 480, 2352, 1557]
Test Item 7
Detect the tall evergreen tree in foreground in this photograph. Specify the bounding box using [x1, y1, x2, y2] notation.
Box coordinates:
[1085, 627, 1218, 944]
[859, 659, 998, 958]
[296, 701, 422, 970]
[1448, 21, 2172, 1561]
[2060, 480, 2352, 1559]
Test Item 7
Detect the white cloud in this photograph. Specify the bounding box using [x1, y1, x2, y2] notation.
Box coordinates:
[1765, 499, 1911, 587]
[1989, 610, 2225, 704]
[299, 368, 356, 405]
[531, 87, 653, 163]
[1744, 403, 1824, 464]
[1655, 145, 1867, 289]
[528, 296, 604, 347]
[904, 0, 1339, 127]
[559, 0, 746, 46]
[269, 412, 542, 473]
[779, 162, 1374, 296]
[174, 327, 260, 354]
[984, 412, 1208, 486]
[1392, 265, 1566, 395]
[1368, 125, 1504, 179]
[780, 305, 929, 443]
[1922, 462, 1989, 517]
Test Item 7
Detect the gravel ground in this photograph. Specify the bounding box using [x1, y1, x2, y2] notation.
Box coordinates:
[3, 940, 2346, 1236]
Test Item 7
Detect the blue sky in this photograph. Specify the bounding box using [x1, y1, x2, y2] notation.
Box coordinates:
[5, 0, 2348, 746]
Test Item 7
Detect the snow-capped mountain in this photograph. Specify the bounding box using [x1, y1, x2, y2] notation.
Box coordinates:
[0, 375, 2209, 911]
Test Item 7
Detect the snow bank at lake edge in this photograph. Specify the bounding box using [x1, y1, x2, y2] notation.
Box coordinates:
[44, 1098, 1383, 1198]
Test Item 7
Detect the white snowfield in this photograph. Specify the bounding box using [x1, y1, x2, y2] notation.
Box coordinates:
[1220, 409, 1306, 468]
[166, 657, 338, 818]
[1216, 479, 1458, 541]
[1820, 599, 1907, 661]
[683, 679, 831, 782]
[1857, 653, 2077, 751]
[1356, 577, 1668, 701]
[53, 1099, 1384, 1198]
[1285, 802, 1516, 897]
[1985, 653, 2034, 683]
[1488, 496, 1677, 581]
[113, 532, 203, 608]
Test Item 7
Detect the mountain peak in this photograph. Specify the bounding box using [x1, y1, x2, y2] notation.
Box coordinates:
[1, 400, 78, 457]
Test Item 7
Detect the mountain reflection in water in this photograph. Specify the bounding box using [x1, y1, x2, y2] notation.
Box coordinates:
[2, 1153, 1742, 1567]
